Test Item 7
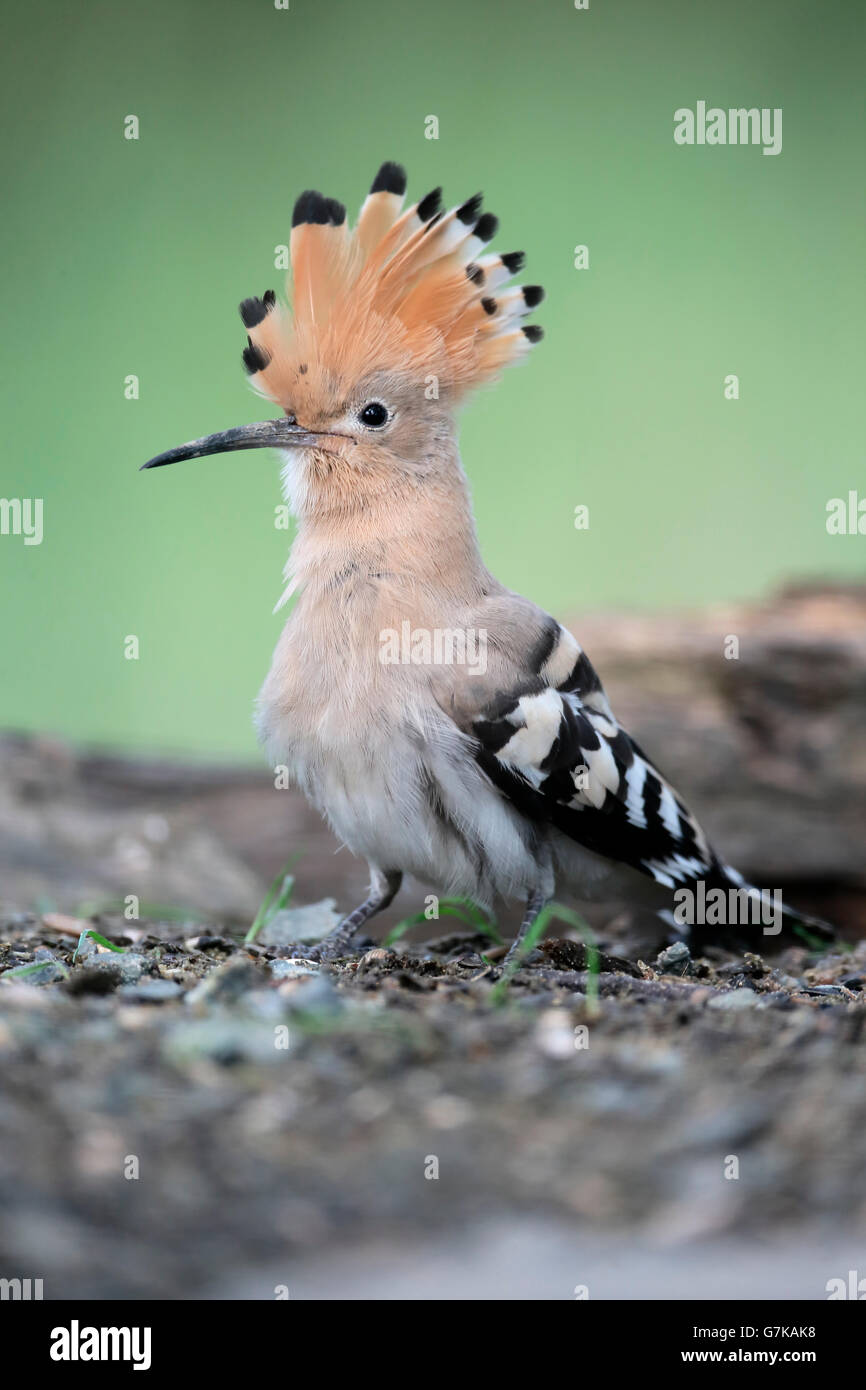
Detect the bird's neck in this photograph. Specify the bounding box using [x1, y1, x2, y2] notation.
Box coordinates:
[283, 446, 491, 606]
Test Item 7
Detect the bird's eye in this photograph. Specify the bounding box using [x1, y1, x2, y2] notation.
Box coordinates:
[358, 401, 390, 429]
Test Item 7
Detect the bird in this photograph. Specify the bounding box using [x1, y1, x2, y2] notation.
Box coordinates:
[141, 161, 831, 964]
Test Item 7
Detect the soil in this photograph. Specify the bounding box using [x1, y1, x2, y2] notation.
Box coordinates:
[1, 909, 864, 1299]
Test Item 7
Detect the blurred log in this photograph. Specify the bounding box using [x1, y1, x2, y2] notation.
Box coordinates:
[568, 582, 866, 906]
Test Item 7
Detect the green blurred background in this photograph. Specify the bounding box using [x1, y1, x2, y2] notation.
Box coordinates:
[1, 0, 863, 758]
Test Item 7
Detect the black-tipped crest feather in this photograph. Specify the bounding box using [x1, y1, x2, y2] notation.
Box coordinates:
[416, 187, 443, 222]
[370, 161, 407, 196]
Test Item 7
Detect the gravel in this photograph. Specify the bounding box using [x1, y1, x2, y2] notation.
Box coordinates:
[1, 910, 864, 1299]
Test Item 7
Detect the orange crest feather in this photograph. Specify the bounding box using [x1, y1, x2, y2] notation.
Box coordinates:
[239, 163, 544, 407]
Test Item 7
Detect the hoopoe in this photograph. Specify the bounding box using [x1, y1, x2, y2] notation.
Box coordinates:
[142, 162, 831, 962]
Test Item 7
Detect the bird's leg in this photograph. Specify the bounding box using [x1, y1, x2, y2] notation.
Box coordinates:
[502, 841, 554, 970]
[293, 869, 403, 963]
[502, 886, 551, 969]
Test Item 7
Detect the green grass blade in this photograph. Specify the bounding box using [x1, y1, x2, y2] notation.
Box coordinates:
[492, 902, 600, 1005]
[245, 855, 299, 945]
[2, 960, 71, 981]
[72, 929, 127, 964]
[384, 898, 502, 948]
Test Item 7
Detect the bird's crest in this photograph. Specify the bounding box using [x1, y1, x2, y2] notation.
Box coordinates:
[239, 162, 544, 405]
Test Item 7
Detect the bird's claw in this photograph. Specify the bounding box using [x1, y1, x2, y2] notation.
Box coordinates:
[284, 942, 328, 964]
[284, 937, 357, 965]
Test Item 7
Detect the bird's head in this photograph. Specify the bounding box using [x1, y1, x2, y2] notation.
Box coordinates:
[141, 163, 543, 514]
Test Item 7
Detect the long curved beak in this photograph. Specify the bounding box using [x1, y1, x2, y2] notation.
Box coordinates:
[139, 417, 327, 470]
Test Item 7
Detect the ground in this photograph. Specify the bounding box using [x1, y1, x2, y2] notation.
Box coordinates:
[1, 908, 864, 1299]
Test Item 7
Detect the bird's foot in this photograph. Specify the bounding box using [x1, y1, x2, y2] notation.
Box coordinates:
[499, 943, 524, 972]
[496, 940, 541, 981]
[281, 877, 401, 965]
[282, 942, 328, 964]
[283, 926, 366, 964]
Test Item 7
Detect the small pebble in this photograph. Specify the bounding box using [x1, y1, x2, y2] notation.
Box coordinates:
[708, 988, 762, 1010]
[186, 957, 261, 1005]
[258, 899, 342, 948]
[535, 1007, 577, 1059]
[73, 947, 146, 984]
[356, 949, 395, 973]
[4, 950, 66, 985]
[269, 959, 319, 980]
[656, 942, 691, 975]
[276, 974, 341, 1014]
[119, 978, 184, 1003]
[184, 934, 234, 953]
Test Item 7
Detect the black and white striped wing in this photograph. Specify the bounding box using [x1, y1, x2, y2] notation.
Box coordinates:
[471, 623, 720, 890]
